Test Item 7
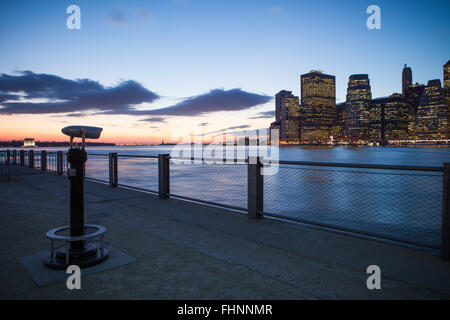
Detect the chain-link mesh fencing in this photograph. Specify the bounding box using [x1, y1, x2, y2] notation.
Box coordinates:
[85, 154, 109, 182]
[263, 163, 443, 248]
[117, 156, 159, 192]
[169, 159, 248, 210]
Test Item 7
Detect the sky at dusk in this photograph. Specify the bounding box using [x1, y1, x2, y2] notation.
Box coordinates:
[0, 0, 449, 144]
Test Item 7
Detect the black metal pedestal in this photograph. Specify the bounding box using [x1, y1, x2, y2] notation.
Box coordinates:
[44, 147, 109, 269]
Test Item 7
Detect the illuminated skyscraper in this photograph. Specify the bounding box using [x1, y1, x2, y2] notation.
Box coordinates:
[369, 94, 408, 142]
[330, 102, 345, 140]
[300, 71, 336, 142]
[368, 98, 384, 142]
[403, 83, 425, 138]
[345, 74, 372, 140]
[444, 60, 450, 90]
[384, 93, 409, 140]
[444, 60, 450, 139]
[415, 79, 448, 139]
[275, 90, 300, 143]
[402, 64, 412, 95]
[275, 90, 291, 123]
[269, 121, 281, 143]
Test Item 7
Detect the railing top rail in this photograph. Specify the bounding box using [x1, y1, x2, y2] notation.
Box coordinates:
[118, 154, 158, 159]
[88, 153, 158, 159]
[276, 160, 444, 172]
[170, 156, 248, 163]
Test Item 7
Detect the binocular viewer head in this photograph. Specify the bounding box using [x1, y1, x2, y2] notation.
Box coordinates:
[62, 126, 103, 139]
[62, 125, 103, 149]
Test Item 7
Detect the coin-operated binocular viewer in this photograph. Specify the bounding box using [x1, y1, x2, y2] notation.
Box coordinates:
[44, 126, 109, 269]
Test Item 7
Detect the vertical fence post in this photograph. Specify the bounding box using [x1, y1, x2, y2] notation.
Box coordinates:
[41, 150, 47, 171]
[20, 150, 24, 166]
[57, 151, 63, 175]
[12, 150, 16, 165]
[247, 156, 263, 219]
[28, 150, 34, 168]
[6, 150, 10, 165]
[442, 163, 450, 260]
[158, 154, 170, 199]
[109, 152, 118, 187]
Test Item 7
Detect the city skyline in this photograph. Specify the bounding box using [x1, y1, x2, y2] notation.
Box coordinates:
[273, 59, 450, 144]
[1, 0, 449, 143]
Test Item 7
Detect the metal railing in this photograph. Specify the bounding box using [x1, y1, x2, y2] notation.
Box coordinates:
[1, 149, 449, 259]
[0, 150, 67, 178]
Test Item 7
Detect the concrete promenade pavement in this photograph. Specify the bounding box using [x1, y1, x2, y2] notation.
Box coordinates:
[0, 173, 450, 299]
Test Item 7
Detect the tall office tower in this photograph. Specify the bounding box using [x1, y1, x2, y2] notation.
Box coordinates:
[269, 121, 281, 143]
[369, 94, 409, 142]
[384, 93, 409, 140]
[275, 90, 286, 122]
[284, 95, 301, 143]
[330, 102, 345, 140]
[345, 74, 372, 140]
[444, 60, 450, 90]
[402, 64, 412, 95]
[403, 83, 425, 138]
[415, 79, 448, 139]
[444, 60, 450, 138]
[300, 70, 336, 142]
[275, 90, 300, 143]
[275, 90, 291, 140]
[368, 97, 385, 142]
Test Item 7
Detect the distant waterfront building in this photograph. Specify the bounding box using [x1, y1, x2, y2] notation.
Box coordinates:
[345, 74, 372, 140]
[300, 70, 336, 142]
[402, 64, 412, 95]
[415, 79, 448, 139]
[275, 90, 300, 143]
[22, 138, 36, 148]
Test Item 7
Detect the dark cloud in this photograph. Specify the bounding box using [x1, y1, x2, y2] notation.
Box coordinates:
[248, 110, 275, 119]
[0, 93, 21, 103]
[0, 71, 272, 118]
[51, 112, 88, 118]
[202, 124, 251, 136]
[139, 117, 167, 123]
[65, 112, 88, 117]
[232, 127, 268, 137]
[226, 125, 251, 130]
[0, 71, 160, 115]
[115, 88, 272, 116]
